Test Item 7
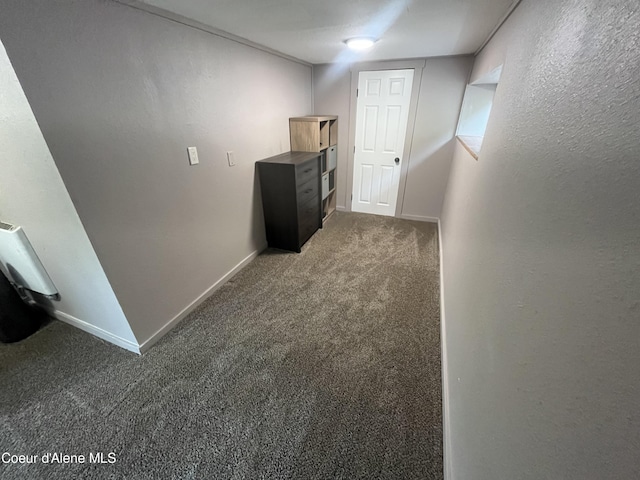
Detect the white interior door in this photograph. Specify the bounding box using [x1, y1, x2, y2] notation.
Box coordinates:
[351, 69, 414, 216]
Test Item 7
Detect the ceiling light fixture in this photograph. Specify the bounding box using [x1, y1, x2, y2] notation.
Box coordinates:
[345, 37, 377, 51]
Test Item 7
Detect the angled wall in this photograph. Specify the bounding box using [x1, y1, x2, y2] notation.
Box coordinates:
[0, 0, 312, 349]
[440, 0, 640, 478]
[0, 39, 137, 352]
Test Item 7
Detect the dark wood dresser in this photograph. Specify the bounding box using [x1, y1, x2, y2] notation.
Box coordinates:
[256, 151, 323, 252]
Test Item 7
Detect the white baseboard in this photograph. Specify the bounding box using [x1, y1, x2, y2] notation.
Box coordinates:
[52, 310, 141, 354]
[137, 246, 265, 353]
[438, 218, 453, 480]
[398, 213, 439, 223]
[336, 205, 348, 212]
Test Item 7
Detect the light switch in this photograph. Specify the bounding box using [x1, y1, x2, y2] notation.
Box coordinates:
[187, 146, 199, 165]
[227, 151, 235, 167]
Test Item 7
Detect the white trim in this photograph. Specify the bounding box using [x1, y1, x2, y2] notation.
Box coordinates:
[438, 218, 453, 480]
[52, 310, 141, 354]
[137, 246, 265, 353]
[336, 205, 348, 212]
[348, 59, 428, 73]
[397, 213, 439, 223]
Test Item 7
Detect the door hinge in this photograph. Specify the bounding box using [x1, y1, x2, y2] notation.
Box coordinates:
[353, 146, 356, 153]
[356, 89, 359, 97]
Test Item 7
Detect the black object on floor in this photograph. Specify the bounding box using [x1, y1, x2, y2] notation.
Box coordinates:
[0, 269, 46, 343]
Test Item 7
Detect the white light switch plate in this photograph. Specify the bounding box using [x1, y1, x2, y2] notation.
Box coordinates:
[187, 146, 199, 165]
[227, 151, 235, 166]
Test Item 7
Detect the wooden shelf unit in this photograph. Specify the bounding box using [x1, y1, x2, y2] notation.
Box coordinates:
[289, 115, 338, 223]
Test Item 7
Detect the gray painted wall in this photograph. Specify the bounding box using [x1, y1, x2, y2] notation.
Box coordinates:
[0, 0, 312, 346]
[0, 40, 137, 351]
[400, 57, 472, 220]
[440, 0, 640, 478]
[313, 57, 472, 220]
[311, 64, 352, 211]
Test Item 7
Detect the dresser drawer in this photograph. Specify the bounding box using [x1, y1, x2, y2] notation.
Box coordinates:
[298, 195, 320, 223]
[297, 177, 318, 206]
[295, 159, 319, 187]
[298, 200, 320, 245]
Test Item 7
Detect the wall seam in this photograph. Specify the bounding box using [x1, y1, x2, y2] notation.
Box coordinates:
[111, 0, 312, 67]
[474, 0, 523, 56]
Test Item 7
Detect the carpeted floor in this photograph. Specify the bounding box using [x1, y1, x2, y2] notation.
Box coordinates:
[0, 212, 442, 479]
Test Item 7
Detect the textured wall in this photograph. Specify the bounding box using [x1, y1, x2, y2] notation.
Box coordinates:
[313, 57, 471, 219]
[440, 0, 640, 478]
[0, 40, 136, 349]
[0, 0, 312, 346]
[400, 57, 472, 219]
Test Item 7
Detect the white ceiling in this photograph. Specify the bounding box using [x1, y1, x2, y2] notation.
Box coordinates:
[137, 0, 516, 64]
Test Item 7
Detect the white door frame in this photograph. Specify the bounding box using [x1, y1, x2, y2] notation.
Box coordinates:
[345, 59, 426, 216]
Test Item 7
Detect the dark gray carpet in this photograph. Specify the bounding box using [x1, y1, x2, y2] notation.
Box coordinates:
[0, 212, 442, 479]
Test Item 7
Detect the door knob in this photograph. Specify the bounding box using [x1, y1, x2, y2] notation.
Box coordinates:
[394, 157, 400, 164]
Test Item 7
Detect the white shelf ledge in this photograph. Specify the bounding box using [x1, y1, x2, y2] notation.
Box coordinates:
[456, 135, 483, 160]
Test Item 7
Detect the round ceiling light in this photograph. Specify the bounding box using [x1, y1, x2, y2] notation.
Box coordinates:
[345, 37, 377, 51]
